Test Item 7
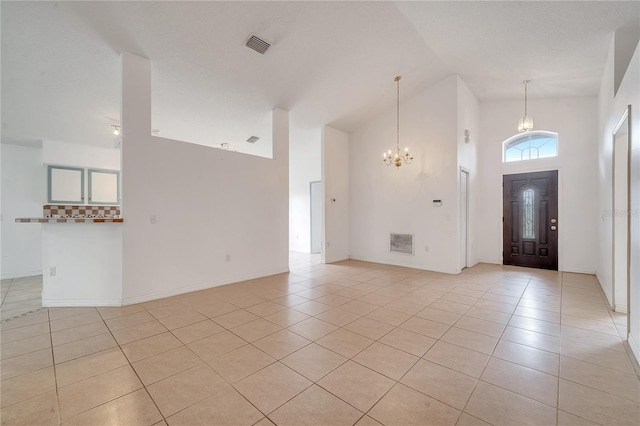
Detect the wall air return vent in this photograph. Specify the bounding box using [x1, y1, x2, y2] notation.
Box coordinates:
[246, 136, 260, 143]
[245, 35, 270, 54]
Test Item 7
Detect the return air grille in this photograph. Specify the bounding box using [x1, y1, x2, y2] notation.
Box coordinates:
[246, 136, 260, 143]
[245, 35, 270, 54]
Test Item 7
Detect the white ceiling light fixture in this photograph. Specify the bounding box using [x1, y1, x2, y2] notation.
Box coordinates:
[383, 76, 413, 169]
[517, 80, 534, 133]
[111, 125, 120, 136]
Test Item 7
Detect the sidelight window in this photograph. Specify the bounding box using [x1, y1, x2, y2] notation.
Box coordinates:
[522, 188, 535, 238]
[503, 131, 558, 162]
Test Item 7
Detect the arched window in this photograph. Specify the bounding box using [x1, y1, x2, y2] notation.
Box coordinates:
[503, 131, 558, 163]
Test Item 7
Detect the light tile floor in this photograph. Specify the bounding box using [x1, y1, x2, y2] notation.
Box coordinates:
[1, 275, 44, 321]
[1, 253, 639, 425]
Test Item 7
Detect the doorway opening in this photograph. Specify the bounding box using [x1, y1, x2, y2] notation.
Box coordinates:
[310, 181, 323, 254]
[503, 170, 559, 270]
[612, 106, 631, 326]
[460, 168, 470, 270]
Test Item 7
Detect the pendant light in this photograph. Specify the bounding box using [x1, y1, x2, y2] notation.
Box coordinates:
[517, 80, 534, 133]
[383, 76, 413, 168]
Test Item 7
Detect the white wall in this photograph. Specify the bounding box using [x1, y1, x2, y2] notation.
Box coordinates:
[477, 97, 599, 273]
[289, 128, 321, 253]
[121, 53, 289, 304]
[349, 75, 461, 273]
[43, 140, 120, 171]
[597, 38, 640, 363]
[322, 126, 349, 263]
[1, 144, 44, 279]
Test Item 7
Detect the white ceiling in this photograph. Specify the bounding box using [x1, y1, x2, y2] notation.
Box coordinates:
[1, 1, 638, 153]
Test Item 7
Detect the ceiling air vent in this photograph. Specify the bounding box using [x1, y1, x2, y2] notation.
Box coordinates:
[246, 136, 260, 143]
[245, 35, 270, 55]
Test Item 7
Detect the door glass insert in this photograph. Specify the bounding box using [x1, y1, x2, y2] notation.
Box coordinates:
[523, 188, 535, 238]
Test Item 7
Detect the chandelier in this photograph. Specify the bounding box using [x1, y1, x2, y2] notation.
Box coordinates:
[383, 76, 413, 168]
[517, 80, 534, 133]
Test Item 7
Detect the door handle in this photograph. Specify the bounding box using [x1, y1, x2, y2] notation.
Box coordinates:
[551, 225, 557, 231]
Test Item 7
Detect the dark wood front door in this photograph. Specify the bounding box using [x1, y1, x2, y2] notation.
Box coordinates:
[503, 170, 558, 270]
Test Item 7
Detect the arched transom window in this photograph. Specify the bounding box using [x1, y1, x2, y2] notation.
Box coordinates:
[503, 131, 558, 162]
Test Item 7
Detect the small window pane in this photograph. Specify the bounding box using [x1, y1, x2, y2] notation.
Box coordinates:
[503, 132, 558, 163]
[523, 188, 535, 239]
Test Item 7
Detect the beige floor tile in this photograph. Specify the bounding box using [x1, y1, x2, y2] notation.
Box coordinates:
[344, 317, 394, 340]
[245, 301, 288, 316]
[501, 326, 560, 353]
[57, 365, 142, 420]
[48, 307, 96, 321]
[288, 317, 339, 340]
[254, 417, 276, 426]
[400, 316, 450, 339]
[96, 304, 145, 320]
[157, 311, 207, 331]
[441, 327, 498, 355]
[561, 325, 625, 352]
[53, 332, 117, 364]
[379, 327, 436, 357]
[400, 359, 477, 409]
[0, 390, 58, 426]
[272, 294, 310, 308]
[111, 320, 168, 345]
[441, 292, 479, 306]
[492, 339, 559, 375]
[562, 314, 619, 336]
[0, 312, 49, 331]
[281, 343, 347, 381]
[429, 299, 472, 314]
[518, 297, 561, 313]
[357, 293, 394, 307]
[353, 342, 418, 380]
[196, 301, 240, 318]
[365, 307, 412, 327]
[416, 307, 464, 325]
[559, 378, 640, 425]
[560, 355, 640, 401]
[121, 331, 183, 363]
[56, 347, 129, 387]
[147, 363, 228, 417]
[354, 415, 384, 426]
[253, 329, 310, 359]
[481, 357, 558, 406]
[231, 318, 282, 342]
[456, 413, 491, 425]
[0, 347, 52, 380]
[235, 362, 312, 414]
[514, 306, 560, 323]
[187, 330, 247, 360]
[1, 333, 51, 359]
[170, 319, 224, 344]
[557, 410, 600, 426]
[560, 337, 636, 373]
[105, 311, 155, 331]
[316, 328, 374, 358]
[465, 306, 512, 324]
[49, 311, 102, 332]
[132, 346, 202, 385]
[227, 294, 268, 309]
[455, 316, 506, 338]
[509, 314, 561, 336]
[369, 383, 461, 426]
[465, 381, 556, 426]
[318, 361, 394, 412]
[339, 300, 379, 316]
[474, 299, 516, 314]
[263, 308, 310, 327]
[212, 309, 259, 329]
[207, 344, 275, 382]
[51, 321, 109, 346]
[424, 341, 489, 378]
[314, 307, 361, 327]
[269, 384, 363, 426]
[0, 366, 56, 408]
[166, 386, 263, 426]
[144, 302, 191, 319]
[291, 300, 332, 316]
[315, 293, 354, 307]
[63, 388, 161, 426]
[0, 321, 50, 344]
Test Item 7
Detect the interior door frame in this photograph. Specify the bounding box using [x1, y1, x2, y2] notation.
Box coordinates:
[460, 167, 470, 271]
[611, 105, 631, 323]
[309, 180, 323, 254]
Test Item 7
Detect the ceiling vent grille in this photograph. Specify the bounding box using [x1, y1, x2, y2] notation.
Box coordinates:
[246, 136, 260, 143]
[245, 35, 270, 54]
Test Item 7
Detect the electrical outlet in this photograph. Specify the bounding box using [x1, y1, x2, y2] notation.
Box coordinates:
[49, 266, 56, 276]
[226, 254, 231, 262]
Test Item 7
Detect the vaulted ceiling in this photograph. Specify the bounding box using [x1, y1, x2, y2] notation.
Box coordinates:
[2, 1, 638, 153]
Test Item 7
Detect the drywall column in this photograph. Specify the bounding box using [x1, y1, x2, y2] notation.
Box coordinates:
[322, 126, 349, 263]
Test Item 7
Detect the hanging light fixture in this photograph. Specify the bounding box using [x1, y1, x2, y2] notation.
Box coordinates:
[517, 80, 534, 133]
[111, 125, 120, 136]
[383, 76, 413, 168]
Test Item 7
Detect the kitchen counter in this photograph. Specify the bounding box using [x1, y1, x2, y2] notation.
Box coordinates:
[15, 217, 123, 223]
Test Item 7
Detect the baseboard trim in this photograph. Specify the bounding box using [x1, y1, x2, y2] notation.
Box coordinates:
[625, 333, 640, 376]
[121, 266, 290, 306]
[347, 255, 458, 275]
[562, 268, 596, 274]
[43, 299, 122, 307]
[595, 272, 614, 310]
[1, 271, 43, 280]
[614, 303, 629, 313]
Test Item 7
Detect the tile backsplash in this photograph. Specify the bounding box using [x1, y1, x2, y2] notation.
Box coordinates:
[44, 204, 120, 218]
